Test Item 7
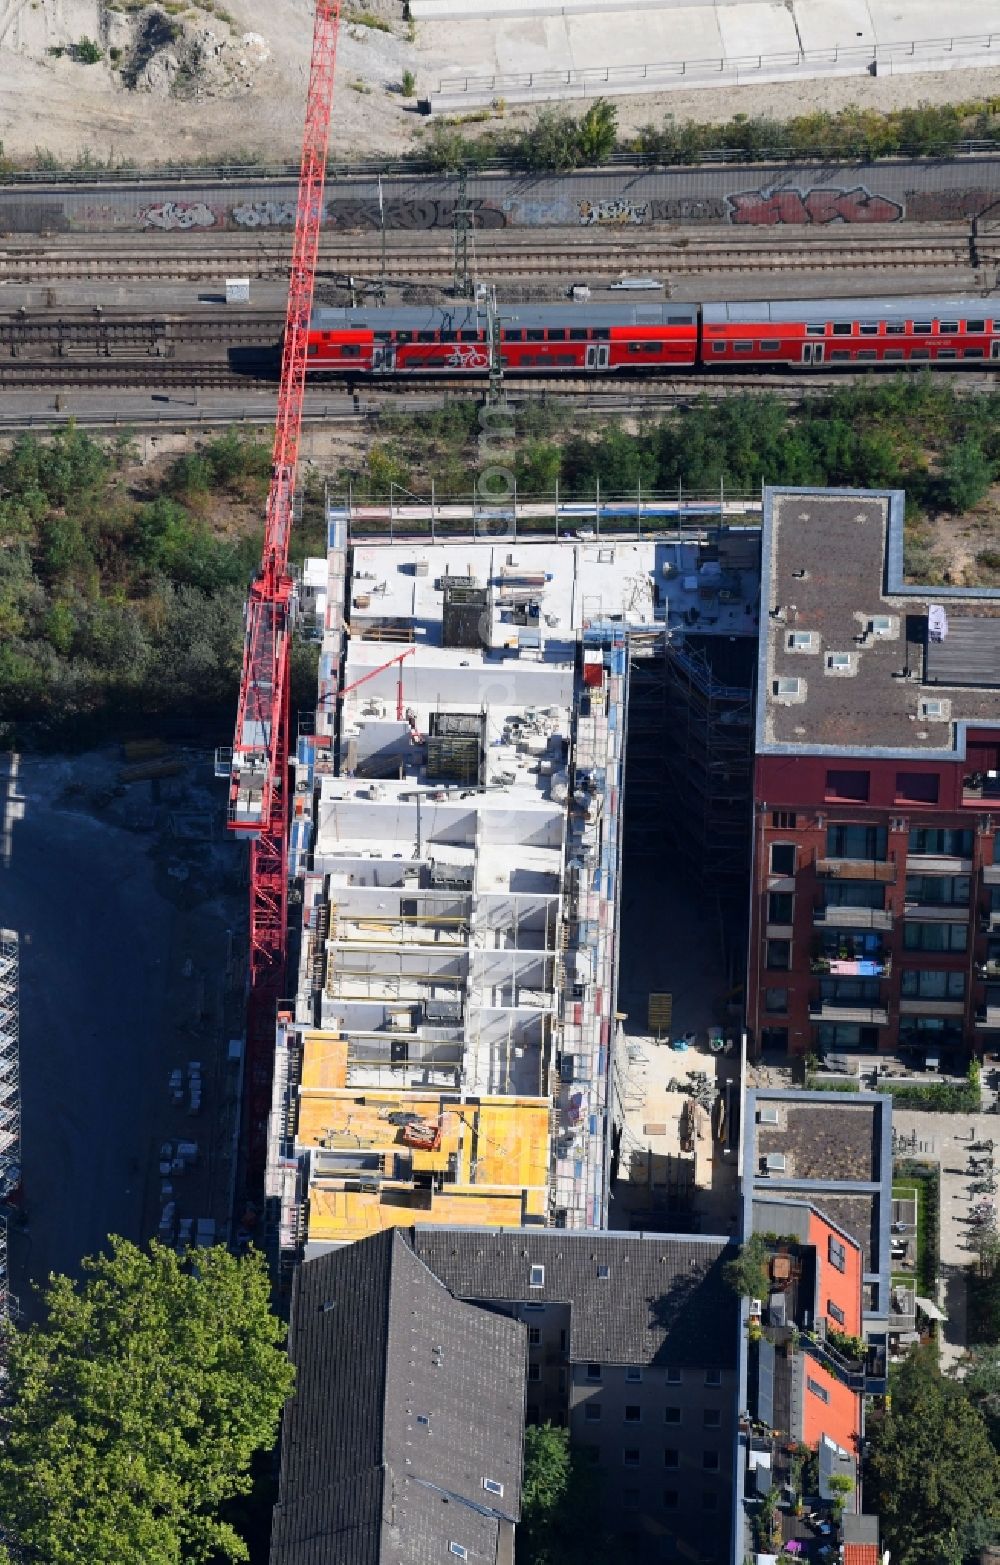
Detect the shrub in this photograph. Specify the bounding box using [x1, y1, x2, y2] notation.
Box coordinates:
[401, 68, 415, 96]
[70, 36, 104, 63]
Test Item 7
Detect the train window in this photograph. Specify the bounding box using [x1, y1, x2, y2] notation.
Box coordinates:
[832, 323, 852, 335]
[441, 330, 457, 342]
[667, 315, 690, 325]
[829, 350, 852, 360]
[859, 323, 879, 335]
[806, 324, 825, 336]
[558, 353, 575, 364]
[964, 347, 985, 358]
[911, 348, 930, 359]
[711, 342, 727, 354]
[527, 329, 546, 341]
[760, 339, 780, 351]
[966, 319, 986, 332]
[570, 328, 589, 341]
[885, 323, 905, 335]
[593, 329, 611, 340]
[628, 343, 645, 352]
[459, 330, 480, 342]
[884, 349, 904, 360]
[939, 320, 959, 333]
[375, 332, 391, 343]
[911, 320, 932, 333]
[307, 343, 319, 355]
[734, 341, 753, 352]
[647, 342, 663, 352]
[340, 345, 360, 357]
[937, 348, 957, 359]
[857, 349, 877, 359]
[396, 331, 412, 343]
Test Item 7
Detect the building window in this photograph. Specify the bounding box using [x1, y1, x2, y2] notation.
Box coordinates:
[663, 1489, 679, 1509]
[828, 1300, 846, 1326]
[703, 1490, 719, 1511]
[585, 1402, 602, 1422]
[666, 1368, 682, 1385]
[665, 1407, 681, 1424]
[901, 969, 965, 1000]
[450, 1546, 469, 1561]
[819, 977, 880, 1003]
[625, 1367, 643, 1383]
[906, 874, 970, 907]
[483, 1478, 504, 1497]
[807, 1377, 831, 1403]
[704, 1408, 721, 1427]
[765, 988, 789, 1014]
[826, 822, 886, 859]
[625, 1406, 642, 1423]
[705, 1368, 722, 1386]
[904, 922, 967, 953]
[530, 1264, 545, 1288]
[770, 843, 796, 874]
[772, 811, 797, 829]
[908, 826, 972, 856]
[703, 1450, 720, 1471]
[597, 1265, 610, 1280]
[416, 1413, 430, 1427]
[825, 769, 870, 803]
[828, 1237, 847, 1272]
[824, 882, 885, 908]
[896, 772, 940, 804]
[768, 892, 793, 923]
[623, 1448, 641, 1467]
[766, 938, 791, 971]
[528, 1364, 541, 1382]
[664, 1448, 680, 1468]
[586, 1364, 602, 1382]
[528, 1326, 542, 1346]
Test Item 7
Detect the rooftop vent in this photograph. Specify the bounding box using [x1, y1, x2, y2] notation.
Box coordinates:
[765, 1152, 787, 1173]
[757, 1106, 780, 1126]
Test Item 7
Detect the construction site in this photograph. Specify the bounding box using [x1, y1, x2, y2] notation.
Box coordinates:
[257, 520, 761, 1268]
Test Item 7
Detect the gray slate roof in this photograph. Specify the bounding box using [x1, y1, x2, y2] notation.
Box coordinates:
[270, 1229, 525, 1565]
[412, 1227, 739, 1370]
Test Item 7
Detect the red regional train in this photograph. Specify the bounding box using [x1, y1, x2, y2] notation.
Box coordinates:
[303, 297, 1000, 376]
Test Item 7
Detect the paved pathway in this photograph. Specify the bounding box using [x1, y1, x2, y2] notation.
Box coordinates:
[891, 1108, 999, 1373]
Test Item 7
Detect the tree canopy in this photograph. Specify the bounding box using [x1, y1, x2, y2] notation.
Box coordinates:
[519, 1422, 610, 1565]
[0, 1237, 294, 1565]
[867, 1349, 1000, 1565]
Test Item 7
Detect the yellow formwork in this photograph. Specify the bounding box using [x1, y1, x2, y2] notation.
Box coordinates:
[298, 1030, 349, 1091]
[307, 1185, 529, 1245]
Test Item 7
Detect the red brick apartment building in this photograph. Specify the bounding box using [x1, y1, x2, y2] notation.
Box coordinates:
[747, 488, 1000, 1064]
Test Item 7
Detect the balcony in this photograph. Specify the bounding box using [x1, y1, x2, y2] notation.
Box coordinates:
[906, 854, 973, 876]
[975, 959, 1000, 979]
[904, 902, 971, 922]
[976, 1005, 1000, 1029]
[810, 954, 890, 977]
[813, 906, 893, 931]
[982, 911, 1000, 934]
[809, 1001, 889, 1025]
[983, 865, 1000, 887]
[816, 859, 896, 883]
[899, 998, 964, 1017]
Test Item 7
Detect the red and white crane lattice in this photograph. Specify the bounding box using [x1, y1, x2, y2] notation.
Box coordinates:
[226, 0, 341, 1177]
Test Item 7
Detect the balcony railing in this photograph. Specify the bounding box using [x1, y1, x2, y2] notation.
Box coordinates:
[817, 859, 896, 883]
[975, 1005, 1000, 1029]
[814, 906, 892, 931]
[983, 865, 1000, 887]
[810, 954, 890, 977]
[809, 1001, 889, 1025]
[801, 1333, 865, 1391]
[975, 959, 1000, 979]
[906, 854, 973, 875]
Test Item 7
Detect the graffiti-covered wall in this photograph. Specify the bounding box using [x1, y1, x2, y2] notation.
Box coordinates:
[3, 158, 1000, 233]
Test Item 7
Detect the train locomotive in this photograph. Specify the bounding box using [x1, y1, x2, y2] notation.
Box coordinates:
[303, 296, 1000, 376]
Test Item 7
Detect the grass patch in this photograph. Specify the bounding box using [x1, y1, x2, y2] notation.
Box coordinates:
[344, 8, 393, 29]
[805, 1077, 860, 1092]
[893, 1168, 940, 1292]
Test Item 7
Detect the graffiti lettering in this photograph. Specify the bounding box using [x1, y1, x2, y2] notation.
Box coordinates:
[232, 199, 297, 227]
[905, 187, 996, 221]
[139, 200, 218, 230]
[649, 197, 727, 223]
[727, 185, 903, 225]
[324, 197, 506, 231]
[579, 197, 650, 226]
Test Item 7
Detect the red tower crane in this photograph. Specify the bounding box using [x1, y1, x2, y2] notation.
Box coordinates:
[226, 0, 341, 1178]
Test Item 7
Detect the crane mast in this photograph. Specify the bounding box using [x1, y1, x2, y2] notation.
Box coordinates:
[227, 0, 341, 1177]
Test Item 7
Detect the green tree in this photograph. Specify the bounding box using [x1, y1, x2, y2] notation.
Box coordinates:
[723, 1233, 770, 1298]
[576, 99, 618, 164]
[0, 1237, 294, 1565]
[867, 1349, 1000, 1565]
[937, 437, 993, 513]
[519, 1423, 609, 1565]
[961, 1343, 1000, 1451]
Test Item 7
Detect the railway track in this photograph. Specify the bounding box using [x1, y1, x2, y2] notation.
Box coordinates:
[1, 226, 995, 285]
[4, 359, 997, 402]
[0, 312, 282, 358]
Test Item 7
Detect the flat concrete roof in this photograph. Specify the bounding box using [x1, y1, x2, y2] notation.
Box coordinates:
[757, 489, 1000, 759]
